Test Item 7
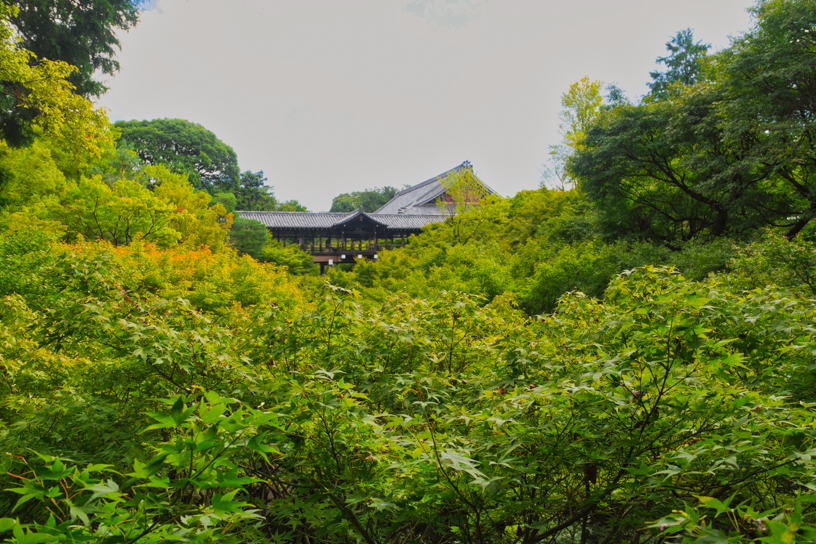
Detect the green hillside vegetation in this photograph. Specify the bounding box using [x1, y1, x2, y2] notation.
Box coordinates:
[328, 188, 738, 314]
[330, 186, 400, 213]
[1, 0, 816, 543]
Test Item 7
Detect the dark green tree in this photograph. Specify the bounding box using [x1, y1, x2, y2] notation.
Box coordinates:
[572, 5, 816, 241]
[648, 29, 710, 101]
[571, 87, 780, 241]
[115, 118, 240, 192]
[228, 217, 268, 259]
[236, 170, 279, 211]
[329, 186, 398, 213]
[7, 0, 140, 98]
[717, 0, 816, 238]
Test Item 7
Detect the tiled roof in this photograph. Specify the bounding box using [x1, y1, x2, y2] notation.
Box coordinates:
[373, 160, 496, 215]
[331, 208, 390, 228]
[237, 211, 347, 229]
[236, 211, 445, 230]
[372, 214, 446, 229]
[237, 161, 492, 230]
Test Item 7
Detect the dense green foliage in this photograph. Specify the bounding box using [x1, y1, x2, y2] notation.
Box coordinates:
[1, 1, 816, 542]
[115, 118, 241, 192]
[0, 7, 111, 155]
[2, 232, 816, 542]
[329, 188, 736, 314]
[7, 0, 140, 97]
[330, 186, 399, 213]
[573, 0, 816, 241]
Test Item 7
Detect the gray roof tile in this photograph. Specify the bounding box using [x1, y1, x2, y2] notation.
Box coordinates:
[237, 161, 492, 230]
[236, 211, 349, 228]
[373, 160, 496, 215]
[236, 211, 445, 231]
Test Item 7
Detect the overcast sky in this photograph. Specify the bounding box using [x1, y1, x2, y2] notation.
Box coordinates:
[97, 0, 756, 211]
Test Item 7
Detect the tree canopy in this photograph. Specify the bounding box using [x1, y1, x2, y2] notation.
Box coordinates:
[228, 216, 268, 259]
[571, 0, 816, 241]
[329, 186, 398, 213]
[7, 0, 140, 98]
[0, 3, 111, 153]
[115, 118, 240, 193]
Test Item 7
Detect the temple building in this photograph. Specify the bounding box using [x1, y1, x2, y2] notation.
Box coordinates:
[237, 161, 494, 273]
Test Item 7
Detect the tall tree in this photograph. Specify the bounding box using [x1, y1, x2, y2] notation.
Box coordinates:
[557, 76, 604, 150]
[718, 0, 816, 238]
[648, 29, 710, 101]
[7, 0, 140, 98]
[228, 217, 269, 259]
[571, 86, 781, 241]
[236, 170, 279, 211]
[542, 77, 607, 190]
[115, 118, 240, 193]
[0, 2, 111, 169]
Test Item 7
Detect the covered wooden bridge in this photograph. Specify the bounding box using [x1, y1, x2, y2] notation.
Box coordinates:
[237, 208, 443, 272]
[236, 161, 494, 273]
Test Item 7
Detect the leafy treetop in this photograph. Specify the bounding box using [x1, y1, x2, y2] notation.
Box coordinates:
[647, 28, 710, 101]
[6, 0, 140, 98]
[330, 186, 398, 213]
[0, 3, 112, 163]
[542, 77, 605, 190]
[115, 118, 240, 193]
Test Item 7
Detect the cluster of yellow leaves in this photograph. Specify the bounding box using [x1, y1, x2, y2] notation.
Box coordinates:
[0, 139, 67, 208]
[148, 165, 233, 251]
[2, 164, 233, 250]
[61, 239, 305, 316]
[59, 175, 182, 246]
[0, 4, 112, 163]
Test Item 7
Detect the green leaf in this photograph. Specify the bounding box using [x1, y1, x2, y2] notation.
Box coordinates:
[696, 495, 729, 516]
[68, 502, 92, 526]
[87, 479, 119, 502]
[0, 455, 10, 475]
[143, 412, 178, 431]
[170, 396, 186, 426]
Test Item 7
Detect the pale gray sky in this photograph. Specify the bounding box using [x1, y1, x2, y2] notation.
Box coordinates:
[98, 0, 756, 211]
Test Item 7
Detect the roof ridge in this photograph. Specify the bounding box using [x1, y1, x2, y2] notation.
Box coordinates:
[373, 161, 472, 214]
[392, 161, 471, 197]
